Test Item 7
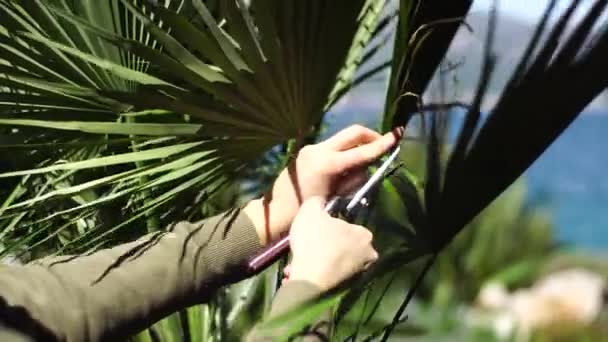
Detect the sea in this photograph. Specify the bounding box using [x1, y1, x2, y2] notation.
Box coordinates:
[323, 110, 608, 251]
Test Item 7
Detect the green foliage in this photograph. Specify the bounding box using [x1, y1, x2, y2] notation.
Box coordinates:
[0, 0, 388, 257]
[423, 181, 555, 304]
[383, 0, 473, 130]
[286, 0, 608, 332]
[340, 2, 608, 328]
[324, 137, 556, 339]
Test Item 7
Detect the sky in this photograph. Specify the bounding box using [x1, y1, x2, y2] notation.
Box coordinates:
[471, 0, 595, 21]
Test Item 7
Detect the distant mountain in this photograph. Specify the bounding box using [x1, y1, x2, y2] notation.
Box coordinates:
[442, 12, 536, 98]
[338, 10, 607, 114]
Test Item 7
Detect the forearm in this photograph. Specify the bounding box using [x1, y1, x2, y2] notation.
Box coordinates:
[0, 207, 262, 341]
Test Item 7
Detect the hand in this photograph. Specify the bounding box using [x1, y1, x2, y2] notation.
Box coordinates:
[288, 197, 378, 291]
[245, 125, 403, 244]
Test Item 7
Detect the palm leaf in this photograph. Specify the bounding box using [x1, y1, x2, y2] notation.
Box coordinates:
[0, 0, 390, 267]
[437, 0, 608, 248]
[369, 1, 608, 338]
[270, 0, 608, 337]
[382, 0, 474, 130]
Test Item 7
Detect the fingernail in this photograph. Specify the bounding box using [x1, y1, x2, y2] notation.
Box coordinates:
[394, 126, 405, 136]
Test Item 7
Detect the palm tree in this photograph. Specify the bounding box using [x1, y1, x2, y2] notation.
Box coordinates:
[1, 0, 606, 340]
[334, 1, 608, 340]
[0, 0, 391, 255]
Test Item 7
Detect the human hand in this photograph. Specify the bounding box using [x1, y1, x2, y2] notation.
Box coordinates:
[287, 197, 378, 291]
[245, 125, 403, 244]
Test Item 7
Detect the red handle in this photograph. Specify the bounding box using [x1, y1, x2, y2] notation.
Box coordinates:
[247, 235, 290, 273]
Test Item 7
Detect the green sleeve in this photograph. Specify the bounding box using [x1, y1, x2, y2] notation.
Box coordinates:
[245, 280, 332, 341]
[0, 208, 262, 341]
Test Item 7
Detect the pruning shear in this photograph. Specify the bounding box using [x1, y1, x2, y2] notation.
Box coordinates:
[247, 145, 402, 273]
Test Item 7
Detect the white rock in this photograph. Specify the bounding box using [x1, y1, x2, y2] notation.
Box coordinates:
[529, 268, 605, 326]
[474, 268, 606, 341]
[478, 282, 510, 310]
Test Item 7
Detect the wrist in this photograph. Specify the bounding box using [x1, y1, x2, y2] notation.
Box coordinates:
[243, 197, 294, 246]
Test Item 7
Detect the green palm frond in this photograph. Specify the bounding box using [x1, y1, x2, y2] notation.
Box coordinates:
[0, 0, 389, 257]
[437, 0, 608, 248]
[270, 0, 607, 338]
[365, 1, 607, 339]
[366, 0, 608, 271]
[383, 0, 474, 130]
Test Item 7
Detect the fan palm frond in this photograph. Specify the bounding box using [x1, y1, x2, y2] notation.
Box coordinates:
[0, 0, 389, 256]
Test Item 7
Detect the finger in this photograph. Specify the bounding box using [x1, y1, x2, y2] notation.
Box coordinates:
[362, 258, 377, 270]
[337, 128, 402, 172]
[369, 249, 379, 262]
[363, 249, 379, 270]
[334, 168, 368, 196]
[283, 264, 291, 278]
[324, 125, 382, 151]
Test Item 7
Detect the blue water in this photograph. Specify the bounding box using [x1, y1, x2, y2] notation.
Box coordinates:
[526, 112, 608, 250]
[324, 110, 608, 250]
